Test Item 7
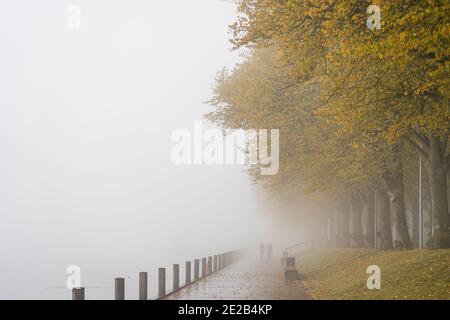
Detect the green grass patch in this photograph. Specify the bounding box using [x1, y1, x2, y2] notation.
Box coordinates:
[297, 249, 450, 300]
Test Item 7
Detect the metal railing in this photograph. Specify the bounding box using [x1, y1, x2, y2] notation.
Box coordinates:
[284, 240, 316, 256]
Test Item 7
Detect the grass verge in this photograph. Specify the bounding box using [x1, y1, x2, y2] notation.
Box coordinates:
[296, 248, 449, 300]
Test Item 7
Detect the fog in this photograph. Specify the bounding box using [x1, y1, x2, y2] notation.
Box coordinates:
[0, 0, 314, 299]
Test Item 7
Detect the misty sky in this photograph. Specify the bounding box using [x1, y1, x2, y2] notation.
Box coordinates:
[0, 1, 309, 299]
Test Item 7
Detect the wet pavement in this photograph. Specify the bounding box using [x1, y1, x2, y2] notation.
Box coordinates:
[164, 258, 312, 300]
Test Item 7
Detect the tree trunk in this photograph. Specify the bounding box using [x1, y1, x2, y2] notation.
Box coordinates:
[350, 193, 364, 248]
[364, 188, 375, 248]
[320, 213, 328, 247]
[426, 135, 449, 248]
[381, 145, 413, 250]
[338, 200, 351, 247]
[376, 185, 393, 250]
[341, 210, 351, 247]
[335, 209, 343, 247]
[328, 213, 336, 247]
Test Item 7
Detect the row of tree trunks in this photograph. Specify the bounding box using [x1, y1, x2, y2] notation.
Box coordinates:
[322, 187, 393, 250]
[321, 135, 448, 250]
[322, 190, 386, 249]
[323, 179, 443, 250]
[322, 162, 444, 251]
[326, 136, 448, 250]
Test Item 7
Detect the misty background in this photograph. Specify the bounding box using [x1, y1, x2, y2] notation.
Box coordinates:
[0, 0, 313, 299]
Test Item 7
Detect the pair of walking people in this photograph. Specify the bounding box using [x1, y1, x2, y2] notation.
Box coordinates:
[259, 243, 273, 261]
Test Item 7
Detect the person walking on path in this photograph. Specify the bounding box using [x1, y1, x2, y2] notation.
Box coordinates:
[267, 243, 273, 261]
[259, 243, 265, 260]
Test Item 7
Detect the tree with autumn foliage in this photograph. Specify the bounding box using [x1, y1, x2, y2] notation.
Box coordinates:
[208, 0, 449, 248]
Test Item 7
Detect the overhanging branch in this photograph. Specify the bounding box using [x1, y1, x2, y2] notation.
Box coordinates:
[405, 137, 429, 160]
[409, 127, 430, 148]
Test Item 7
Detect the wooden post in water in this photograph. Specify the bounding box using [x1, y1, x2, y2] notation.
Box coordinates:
[158, 268, 166, 297]
[213, 255, 218, 272]
[222, 253, 227, 267]
[194, 259, 200, 280]
[201, 258, 207, 277]
[173, 264, 180, 290]
[185, 261, 192, 284]
[115, 278, 125, 300]
[218, 254, 222, 269]
[139, 272, 148, 300]
[72, 287, 85, 300]
[207, 256, 213, 274]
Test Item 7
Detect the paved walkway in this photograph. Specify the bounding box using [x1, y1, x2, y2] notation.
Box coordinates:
[164, 258, 313, 300]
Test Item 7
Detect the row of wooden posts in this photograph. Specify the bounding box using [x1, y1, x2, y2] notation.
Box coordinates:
[72, 250, 243, 300]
